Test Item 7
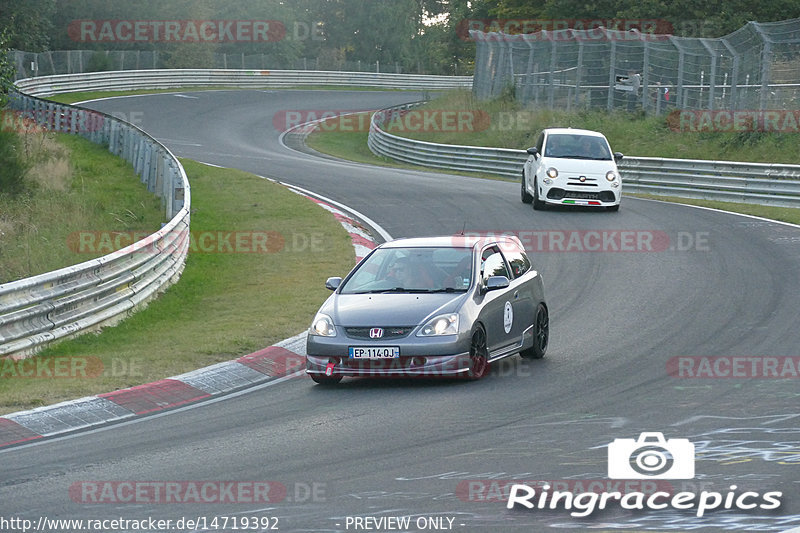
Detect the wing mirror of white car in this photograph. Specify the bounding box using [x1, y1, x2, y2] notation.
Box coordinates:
[325, 277, 342, 290]
[614, 152, 624, 162]
[526, 147, 539, 158]
[484, 275, 511, 292]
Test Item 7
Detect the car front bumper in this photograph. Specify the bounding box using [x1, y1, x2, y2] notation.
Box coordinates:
[544, 186, 619, 206]
[306, 331, 473, 378]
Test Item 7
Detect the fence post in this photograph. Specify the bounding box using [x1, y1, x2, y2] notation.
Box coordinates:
[548, 38, 557, 108]
[523, 38, 535, 104]
[607, 37, 616, 112]
[700, 39, 717, 110]
[642, 39, 650, 113]
[670, 37, 686, 109]
[759, 44, 772, 112]
[575, 39, 584, 109]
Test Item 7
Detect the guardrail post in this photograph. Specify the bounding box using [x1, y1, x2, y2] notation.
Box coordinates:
[109, 120, 119, 154]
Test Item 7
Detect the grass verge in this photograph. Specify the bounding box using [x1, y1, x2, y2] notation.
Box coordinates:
[0, 160, 355, 414]
[0, 132, 164, 282]
[394, 90, 800, 165]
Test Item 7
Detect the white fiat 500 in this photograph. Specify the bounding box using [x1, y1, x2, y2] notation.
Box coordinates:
[521, 128, 623, 211]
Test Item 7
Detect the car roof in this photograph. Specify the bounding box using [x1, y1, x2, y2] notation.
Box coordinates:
[543, 128, 607, 138]
[380, 235, 523, 251]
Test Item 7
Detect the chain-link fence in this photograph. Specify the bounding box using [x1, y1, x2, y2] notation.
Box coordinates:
[9, 49, 407, 81]
[471, 18, 800, 113]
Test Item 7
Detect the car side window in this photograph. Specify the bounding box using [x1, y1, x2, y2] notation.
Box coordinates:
[481, 247, 510, 285]
[544, 134, 560, 157]
[535, 133, 544, 154]
[503, 245, 531, 278]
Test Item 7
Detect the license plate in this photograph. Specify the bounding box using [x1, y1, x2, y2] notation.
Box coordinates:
[349, 346, 400, 359]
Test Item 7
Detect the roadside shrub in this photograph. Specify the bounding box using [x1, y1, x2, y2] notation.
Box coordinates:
[0, 129, 28, 195]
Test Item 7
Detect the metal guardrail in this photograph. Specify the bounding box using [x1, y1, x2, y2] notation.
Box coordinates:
[0, 89, 191, 358]
[367, 103, 528, 177]
[368, 102, 800, 208]
[620, 157, 800, 206]
[15, 69, 473, 97]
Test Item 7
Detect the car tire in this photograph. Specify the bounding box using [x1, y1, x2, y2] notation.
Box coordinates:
[521, 170, 533, 204]
[466, 326, 490, 380]
[520, 303, 549, 359]
[607, 203, 620, 212]
[532, 178, 546, 211]
[310, 373, 343, 385]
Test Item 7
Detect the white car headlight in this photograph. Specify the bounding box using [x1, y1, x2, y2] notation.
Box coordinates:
[417, 313, 459, 336]
[606, 170, 618, 181]
[310, 313, 336, 336]
[546, 167, 559, 179]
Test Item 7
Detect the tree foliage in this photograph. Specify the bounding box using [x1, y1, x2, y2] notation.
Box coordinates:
[3, 0, 800, 74]
[0, 0, 55, 51]
[0, 29, 15, 104]
[489, 0, 800, 37]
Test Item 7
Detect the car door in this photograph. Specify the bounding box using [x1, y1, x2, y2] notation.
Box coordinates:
[500, 244, 536, 347]
[477, 246, 514, 355]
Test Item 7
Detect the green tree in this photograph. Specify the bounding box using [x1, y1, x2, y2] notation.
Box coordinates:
[0, 29, 15, 104]
[0, 0, 55, 51]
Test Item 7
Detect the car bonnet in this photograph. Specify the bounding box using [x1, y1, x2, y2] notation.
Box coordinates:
[328, 292, 467, 328]
[542, 156, 617, 176]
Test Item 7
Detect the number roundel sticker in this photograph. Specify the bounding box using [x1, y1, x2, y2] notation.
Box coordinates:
[503, 301, 513, 333]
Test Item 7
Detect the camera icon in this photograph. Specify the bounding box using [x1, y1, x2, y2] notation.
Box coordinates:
[608, 432, 695, 479]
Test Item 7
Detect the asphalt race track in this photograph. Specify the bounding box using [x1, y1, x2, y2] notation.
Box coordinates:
[2, 90, 800, 532]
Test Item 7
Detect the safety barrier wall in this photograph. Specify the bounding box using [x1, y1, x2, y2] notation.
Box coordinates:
[14, 69, 473, 97]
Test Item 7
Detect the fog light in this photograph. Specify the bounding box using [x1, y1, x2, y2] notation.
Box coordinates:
[410, 357, 426, 367]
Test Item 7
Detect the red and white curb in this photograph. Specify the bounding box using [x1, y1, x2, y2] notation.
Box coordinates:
[0, 185, 382, 449]
[299, 194, 378, 262]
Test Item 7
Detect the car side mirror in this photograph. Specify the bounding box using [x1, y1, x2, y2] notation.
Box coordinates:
[484, 275, 510, 292]
[526, 147, 539, 157]
[325, 277, 342, 290]
[614, 152, 624, 162]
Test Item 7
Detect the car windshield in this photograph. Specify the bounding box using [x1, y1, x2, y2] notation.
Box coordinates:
[340, 246, 473, 294]
[544, 134, 612, 160]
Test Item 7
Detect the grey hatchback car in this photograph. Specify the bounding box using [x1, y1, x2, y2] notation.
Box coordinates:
[306, 235, 549, 384]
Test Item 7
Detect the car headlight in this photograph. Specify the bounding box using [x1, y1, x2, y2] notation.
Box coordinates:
[606, 170, 618, 181]
[417, 313, 459, 336]
[310, 313, 336, 336]
[546, 167, 558, 179]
